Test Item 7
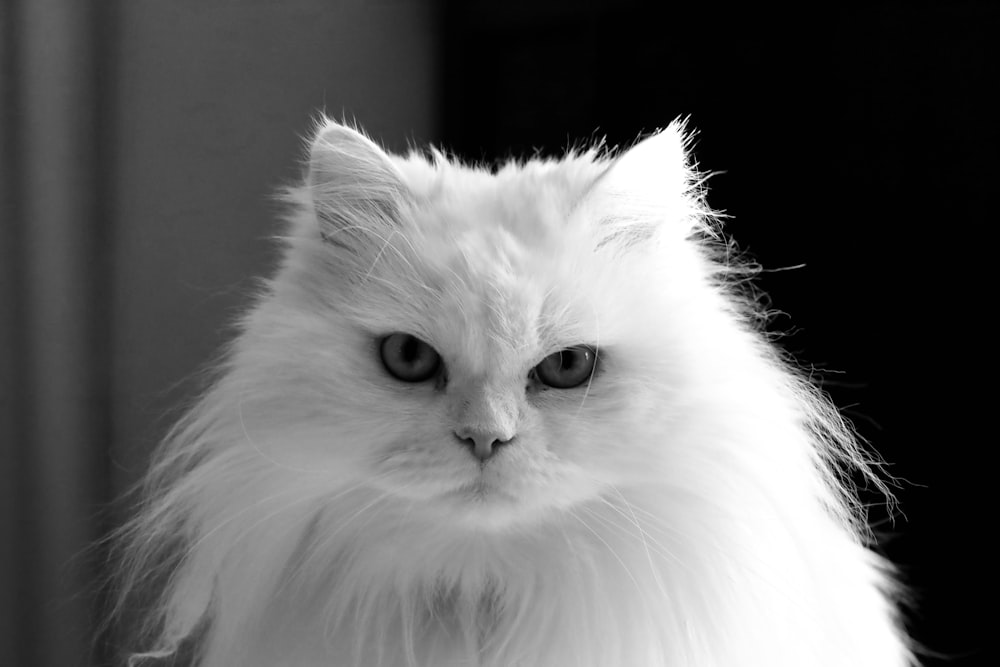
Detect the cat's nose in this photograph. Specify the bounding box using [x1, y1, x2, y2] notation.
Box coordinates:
[453, 428, 514, 461]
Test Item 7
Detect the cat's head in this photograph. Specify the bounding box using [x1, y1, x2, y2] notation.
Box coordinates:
[229, 118, 732, 531]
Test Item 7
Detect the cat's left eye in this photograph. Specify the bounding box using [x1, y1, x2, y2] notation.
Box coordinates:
[380, 333, 441, 383]
[533, 345, 598, 389]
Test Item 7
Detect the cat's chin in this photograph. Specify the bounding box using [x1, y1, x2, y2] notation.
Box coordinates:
[385, 463, 558, 532]
[450, 479, 538, 522]
[370, 445, 604, 534]
[425, 476, 535, 531]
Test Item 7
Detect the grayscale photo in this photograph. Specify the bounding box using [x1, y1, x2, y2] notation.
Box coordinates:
[1, 2, 992, 666]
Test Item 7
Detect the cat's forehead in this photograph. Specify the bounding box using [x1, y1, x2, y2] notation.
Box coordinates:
[398, 154, 605, 240]
[375, 157, 609, 372]
[413, 157, 606, 272]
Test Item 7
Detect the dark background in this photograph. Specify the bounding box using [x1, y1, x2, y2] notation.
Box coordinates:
[444, 4, 993, 664]
[2, 1, 993, 665]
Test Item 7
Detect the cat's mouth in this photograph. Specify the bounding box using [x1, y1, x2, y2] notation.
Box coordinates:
[448, 473, 516, 505]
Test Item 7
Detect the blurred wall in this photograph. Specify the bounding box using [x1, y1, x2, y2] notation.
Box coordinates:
[109, 0, 439, 503]
[1, 1, 439, 665]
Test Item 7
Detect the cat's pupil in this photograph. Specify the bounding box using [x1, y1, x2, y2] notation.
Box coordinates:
[401, 336, 420, 364]
[561, 350, 578, 370]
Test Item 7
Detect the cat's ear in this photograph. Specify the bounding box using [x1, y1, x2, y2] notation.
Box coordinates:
[306, 119, 410, 251]
[581, 120, 706, 245]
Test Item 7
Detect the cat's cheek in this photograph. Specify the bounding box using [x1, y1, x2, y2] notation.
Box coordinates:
[529, 382, 672, 491]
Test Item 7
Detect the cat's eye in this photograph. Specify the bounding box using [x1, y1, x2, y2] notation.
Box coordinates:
[533, 345, 598, 389]
[379, 333, 441, 383]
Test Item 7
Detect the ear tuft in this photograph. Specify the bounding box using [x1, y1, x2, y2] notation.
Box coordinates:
[582, 119, 707, 246]
[307, 119, 409, 249]
[604, 120, 692, 199]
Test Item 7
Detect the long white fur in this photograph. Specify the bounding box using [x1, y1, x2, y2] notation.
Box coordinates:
[113, 118, 915, 666]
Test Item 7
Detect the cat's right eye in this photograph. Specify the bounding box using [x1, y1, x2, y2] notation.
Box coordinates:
[379, 333, 441, 383]
[533, 345, 598, 389]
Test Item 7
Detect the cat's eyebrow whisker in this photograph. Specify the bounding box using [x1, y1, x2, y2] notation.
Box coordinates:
[363, 228, 401, 281]
[536, 286, 567, 344]
[486, 283, 509, 330]
[354, 273, 410, 299]
[330, 222, 435, 297]
[443, 264, 470, 296]
[355, 227, 426, 291]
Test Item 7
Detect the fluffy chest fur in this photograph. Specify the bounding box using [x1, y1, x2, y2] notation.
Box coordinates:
[113, 119, 914, 666]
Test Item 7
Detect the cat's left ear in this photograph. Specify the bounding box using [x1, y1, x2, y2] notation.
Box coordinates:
[306, 119, 411, 251]
[581, 120, 706, 243]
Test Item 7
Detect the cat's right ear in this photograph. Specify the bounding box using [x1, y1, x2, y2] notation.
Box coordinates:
[579, 120, 708, 246]
[306, 119, 410, 252]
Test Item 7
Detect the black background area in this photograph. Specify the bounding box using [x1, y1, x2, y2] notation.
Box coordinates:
[442, 2, 994, 665]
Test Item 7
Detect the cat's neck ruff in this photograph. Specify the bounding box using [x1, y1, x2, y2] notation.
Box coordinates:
[166, 464, 902, 667]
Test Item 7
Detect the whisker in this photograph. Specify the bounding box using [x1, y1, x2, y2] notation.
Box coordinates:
[567, 509, 645, 602]
[237, 381, 329, 474]
[578, 505, 678, 569]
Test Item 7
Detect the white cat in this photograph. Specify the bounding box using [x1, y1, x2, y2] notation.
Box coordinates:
[113, 118, 914, 666]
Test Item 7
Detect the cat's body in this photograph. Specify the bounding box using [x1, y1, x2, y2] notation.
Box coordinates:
[115, 119, 914, 666]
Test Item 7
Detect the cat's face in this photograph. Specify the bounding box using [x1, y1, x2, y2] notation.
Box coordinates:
[239, 121, 712, 531]
[345, 185, 630, 530]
